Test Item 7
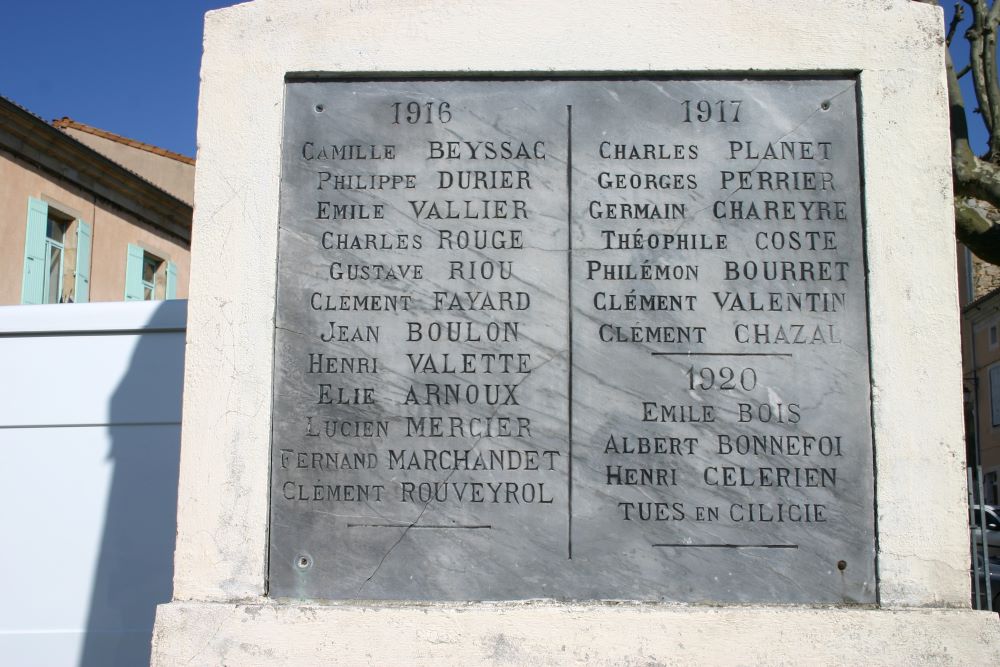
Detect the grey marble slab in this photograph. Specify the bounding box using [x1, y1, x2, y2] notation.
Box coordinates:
[268, 78, 875, 603]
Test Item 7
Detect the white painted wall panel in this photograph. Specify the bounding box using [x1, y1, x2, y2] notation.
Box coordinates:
[0, 302, 185, 428]
[0, 427, 113, 631]
[0, 335, 184, 427]
[0, 301, 185, 667]
[0, 300, 186, 334]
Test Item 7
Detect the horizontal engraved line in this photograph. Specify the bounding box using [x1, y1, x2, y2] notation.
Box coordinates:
[346, 523, 492, 529]
[651, 352, 793, 358]
[652, 543, 799, 549]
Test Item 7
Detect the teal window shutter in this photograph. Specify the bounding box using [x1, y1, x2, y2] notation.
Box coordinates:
[74, 220, 92, 303]
[165, 260, 178, 300]
[124, 244, 145, 301]
[21, 197, 48, 304]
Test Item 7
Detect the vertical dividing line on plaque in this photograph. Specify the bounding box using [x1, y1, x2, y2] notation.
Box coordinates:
[566, 104, 574, 560]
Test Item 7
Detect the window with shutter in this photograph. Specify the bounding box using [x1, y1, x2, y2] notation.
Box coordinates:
[22, 197, 90, 304]
[126, 244, 172, 301]
[125, 244, 146, 301]
[165, 261, 178, 300]
[75, 221, 92, 302]
[21, 198, 48, 304]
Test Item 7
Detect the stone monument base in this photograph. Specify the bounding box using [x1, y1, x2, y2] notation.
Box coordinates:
[152, 601, 1000, 664]
[152, 2, 1000, 664]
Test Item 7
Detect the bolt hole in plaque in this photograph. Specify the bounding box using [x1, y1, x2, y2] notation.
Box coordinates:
[266, 76, 876, 604]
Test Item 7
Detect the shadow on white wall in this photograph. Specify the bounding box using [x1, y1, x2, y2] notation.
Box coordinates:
[0, 300, 186, 667]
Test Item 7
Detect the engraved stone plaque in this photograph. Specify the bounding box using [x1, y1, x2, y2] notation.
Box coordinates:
[268, 78, 875, 603]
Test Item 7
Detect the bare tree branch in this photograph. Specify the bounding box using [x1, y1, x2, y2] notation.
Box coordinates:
[956, 200, 1000, 264]
[937, 4, 1000, 261]
[902, 3, 1000, 263]
[983, 12, 1000, 159]
[943, 35, 975, 168]
[965, 1, 995, 137]
[989, 0, 1000, 23]
[949, 3, 966, 44]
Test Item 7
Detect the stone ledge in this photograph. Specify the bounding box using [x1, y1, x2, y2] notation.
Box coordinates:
[152, 600, 1000, 665]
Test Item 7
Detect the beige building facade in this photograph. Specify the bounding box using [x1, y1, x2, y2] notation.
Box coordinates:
[53, 117, 196, 206]
[961, 246, 1000, 505]
[0, 96, 192, 306]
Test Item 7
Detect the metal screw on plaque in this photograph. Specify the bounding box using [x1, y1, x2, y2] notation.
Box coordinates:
[296, 554, 312, 570]
[837, 560, 847, 571]
[315, 104, 325, 113]
[820, 100, 831, 111]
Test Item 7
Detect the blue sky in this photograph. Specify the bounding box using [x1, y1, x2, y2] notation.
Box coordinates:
[0, 1, 990, 159]
[0, 2, 236, 158]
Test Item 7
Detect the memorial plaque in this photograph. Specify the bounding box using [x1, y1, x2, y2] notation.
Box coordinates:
[268, 78, 875, 603]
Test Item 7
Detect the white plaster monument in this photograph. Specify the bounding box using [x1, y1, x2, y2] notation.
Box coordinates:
[152, 0, 1000, 663]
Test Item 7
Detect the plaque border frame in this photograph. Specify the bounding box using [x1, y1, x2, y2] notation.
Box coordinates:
[264, 74, 880, 605]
